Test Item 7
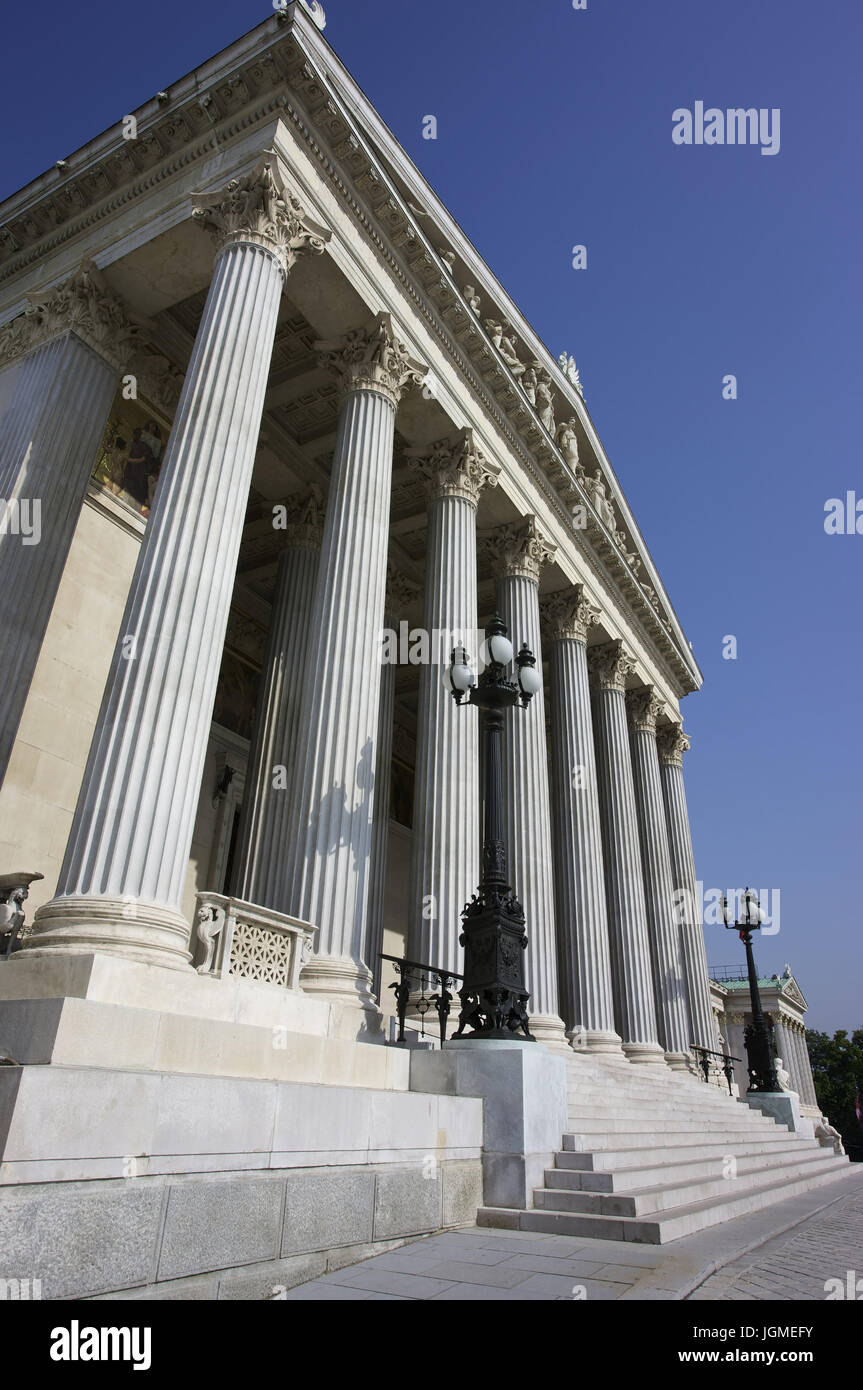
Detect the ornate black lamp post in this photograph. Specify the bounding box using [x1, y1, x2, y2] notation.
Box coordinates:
[445, 615, 541, 1040]
[721, 887, 780, 1093]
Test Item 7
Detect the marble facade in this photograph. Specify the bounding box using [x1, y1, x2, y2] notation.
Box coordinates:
[0, 3, 714, 1060]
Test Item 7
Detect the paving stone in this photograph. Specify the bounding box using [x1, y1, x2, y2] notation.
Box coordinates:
[421, 1260, 534, 1288]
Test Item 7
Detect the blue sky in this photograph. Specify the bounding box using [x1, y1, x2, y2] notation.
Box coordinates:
[3, 1, 859, 1029]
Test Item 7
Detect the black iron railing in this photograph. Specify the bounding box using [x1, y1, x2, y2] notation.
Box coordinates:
[380, 954, 464, 1046]
[692, 1044, 740, 1096]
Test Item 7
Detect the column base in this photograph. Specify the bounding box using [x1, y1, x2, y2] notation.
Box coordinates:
[25, 895, 194, 972]
[622, 1040, 668, 1066]
[528, 1012, 572, 1055]
[664, 1050, 692, 1071]
[567, 1026, 625, 1056]
[299, 953, 385, 1042]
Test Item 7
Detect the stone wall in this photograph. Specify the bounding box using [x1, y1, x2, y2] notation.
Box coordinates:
[0, 1159, 482, 1300]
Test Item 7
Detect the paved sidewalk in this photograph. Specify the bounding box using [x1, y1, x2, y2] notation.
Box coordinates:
[687, 1178, 863, 1300]
[279, 1168, 863, 1301]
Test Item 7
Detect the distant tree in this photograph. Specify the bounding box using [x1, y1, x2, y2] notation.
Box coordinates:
[807, 1027, 863, 1160]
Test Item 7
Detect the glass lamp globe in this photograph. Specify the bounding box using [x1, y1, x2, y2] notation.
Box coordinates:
[518, 663, 542, 696]
[447, 646, 476, 693]
[481, 633, 513, 667]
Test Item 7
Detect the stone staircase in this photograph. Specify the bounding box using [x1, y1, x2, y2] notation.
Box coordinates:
[478, 1052, 850, 1244]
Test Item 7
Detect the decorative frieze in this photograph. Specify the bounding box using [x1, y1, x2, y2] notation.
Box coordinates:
[192, 156, 330, 275]
[587, 639, 636, 694]
[316, 311, 426, 407]
[0, 260, 140, 374]
[405, 427, 500, 505]
[540, 584, 600, 645]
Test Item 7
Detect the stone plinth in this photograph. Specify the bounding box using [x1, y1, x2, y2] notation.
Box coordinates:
[411, 1038, 567, 1210]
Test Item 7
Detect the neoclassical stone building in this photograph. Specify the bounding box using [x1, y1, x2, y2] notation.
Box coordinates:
[0, 5, 850, 1297]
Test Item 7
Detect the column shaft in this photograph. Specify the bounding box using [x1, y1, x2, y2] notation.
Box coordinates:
[0, 310, 124, 781]
[589, 643, 664, 1063]
[408, 506, 482, 973]
[232, 525, 320, 908]
[658, 726, 718, 1050]
[281, 313, 424, 1019]
[29, 240, 288, 966]
[545, 592, 620, 1053]
[495, 551, 567, 1048]
[628, 691, 692, 1066]
[366, 631, 396, 1001]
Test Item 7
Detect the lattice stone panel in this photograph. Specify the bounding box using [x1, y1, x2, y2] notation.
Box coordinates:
[228, 920, 294, 986]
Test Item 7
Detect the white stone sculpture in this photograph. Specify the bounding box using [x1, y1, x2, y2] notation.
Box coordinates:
[588, 470, 616, 530]
[814, 1119, 845, 1156]
[463, 285, 481, 316]
[496, 327, 525, 378]
[535, 372, 555, 434]
[520, 364, 537, 404]
[558, 351, 584, 396]
[555, 417, 580, 469]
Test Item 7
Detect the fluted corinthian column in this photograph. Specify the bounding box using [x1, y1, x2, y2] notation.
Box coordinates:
[588, 641, 665, 1063]
[281, 314, 425, 1022]
[27, 158, 328, 968]
[657, 724, 718, 1051]
[489, 517, 568, 1049]
[541, 587, 621, 1054]
[367, 565, 419, 999]
[0, 263, 139, 783]
[232, 490, 324, 908]
[627, 687, 692, 1068]
[405, 430, 499, 974]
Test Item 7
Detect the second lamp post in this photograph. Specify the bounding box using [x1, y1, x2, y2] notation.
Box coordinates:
[447, 615, 541, 1040]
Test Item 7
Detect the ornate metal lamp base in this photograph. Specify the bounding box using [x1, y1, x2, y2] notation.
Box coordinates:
[453, 906, 535, 1041]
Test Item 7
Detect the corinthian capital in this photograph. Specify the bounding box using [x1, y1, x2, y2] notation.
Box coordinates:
[587, 639, 635, 693]
[405, 428, 500, 505]
[278, 486, 325, 550]
[657, 723, 691, 767]
[385, 562, 420, 620]
[316, 312, 426, 407]
[0, 260, 141, 373]
[483, 515, 556, 584]
[626, 685, 665, 734]
[540, 584, 600, 645]
[192, 157, 330, 275]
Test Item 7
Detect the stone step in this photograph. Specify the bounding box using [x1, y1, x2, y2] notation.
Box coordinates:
[564, 1113, 781, 1135]
[558, 1133, 817, 1169]
[566, 1085, 749, 1108]
[536, 1148, 839, 1217]
[548, 1141, 822, 1192]
[478, 1159, 850, 1244]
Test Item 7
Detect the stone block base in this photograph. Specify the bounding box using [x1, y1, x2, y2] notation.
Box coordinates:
[0, 1159, 483, 1300]
[410, 1038, 568, 1211]
[745, 1089, 815, 1138]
